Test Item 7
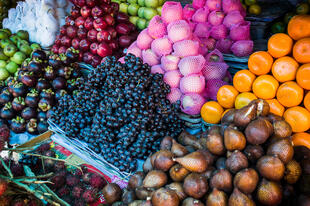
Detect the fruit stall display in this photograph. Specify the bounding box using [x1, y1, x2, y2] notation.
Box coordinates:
[115, 0, 165, 30]
[102, 99, 310, 205]
[54, 0, 138, 68]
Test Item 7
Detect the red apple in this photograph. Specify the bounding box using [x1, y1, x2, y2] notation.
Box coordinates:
[87, 29, 98, 42]
[107, 27, 117, 39]
[80, 6, 91, 18]
[77, 28, 87, 39]
[104, 14, 115, 26]
[72, 38, 80, 49]
[60, 25, 67, 35]
[92, 6, 103, 18]
[118, 35, 131, 48]
[58, 46, 68, 54]
[86, 0, 96, 7]
[93, 18, 107, 31]
[79, 39, 91, 51]
[90, 42, 98, 54]
[116, 12, 129, 23]
[109, 39, 119, 50]
[97, 42, 112, 57]
[128, 22, 136, 32]
[66, 16, 75, 26]
[55, 34, 63, 45]
[101, 3, 112, 14]
[76, 0, 86, 7]
[97, 30, 111, 42]
[84, 17, 94, 30]
[83, 52, 94, 64]
[51, 45, 59, 54]
[111, 2, 119, 14]
[116, 23, 131, 35]
[75, 17, 85, 28]
[71, 6, 80, 18]
[91, 55, 101, 67]
[61, 36, 71, 47]
[66, 25, 78, 38]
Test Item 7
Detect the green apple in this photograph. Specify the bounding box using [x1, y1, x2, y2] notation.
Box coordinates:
[128, 4, 139, 16]
[11, 51, 26, 65]
[0, 50, 8, 61]
[6, 61, 18, 74]
[0, 39, 13, 49]
[0, 68, 9, 81]
[158, 0, 165, 6]
[127, 0, 137, 4]
[17, 39, 29, 49]
[138, 0, 145, 7]
[119, 3, 129, 14]
[129, 16, 139, 25]
[138, 7, 145, 18]
[16, 30, 29, 41]
[146, 20, 150, 27]
[19, 44, 32, 56]
[145, 0, 158, 8]
[0, 60, 7, 68]
[0, 31, 8, 40]
[30, 43, 41, 51]
[143, 7, 157, 20]
[157, 6, 162, 15]
[137, 18, 147, 30]
[0, 29, 11, 36]
[10, 35, 21, 45]
[4, 44, 17, 57]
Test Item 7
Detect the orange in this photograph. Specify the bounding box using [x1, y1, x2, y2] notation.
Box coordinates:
[283, 106, 310, 132]
[296, 63, 310, 90]
[233, 70, 256, 92]
[234, 92, 257, 109]
[266, 99, 285, 117]
[217, 85, 239, 109]
[248, 51, 274, 75]
[292, 132, 310, 150]
[271, 56, 299, 82]
[252, 75, 279, 99]
[287, 15, 310, 40]
[268, 33, 293, 58]
[201, 101, 224, 124]
[304, 92, 310, 112]
[276, 81, 304, 107]
[293, 38, 310, 64]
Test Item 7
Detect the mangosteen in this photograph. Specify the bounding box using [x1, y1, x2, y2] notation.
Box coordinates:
[37, 121, 48, 133]
[11, 82, 27, 97]
[21, 58, 31, 71]
[32, 50, 47, 60]
[65, 48, 79, 62]
[48, 54, 63, 68]
[12, 97, 26, 112]
[37, 111, 47, 121]
[55, 90, 67, 101]
[0, 102, 15, 119]
[44, 66, 56, 80]
[36, 78, 51, 92]
[40, 88, 55, 100]
[17, 70, 25, 82]
[11, 116, 26, 133]
[57, 66, 73, 79]
[21, 107, 37, 120]
[38, 98, 53, 112]
[52, 77, 66, 90]
[0, 88, 12, 105]
[25, 89, 39, 108]
[21, 72, 37, 87]
[28, 61, 42, 73]
[26, 118, 38, 134]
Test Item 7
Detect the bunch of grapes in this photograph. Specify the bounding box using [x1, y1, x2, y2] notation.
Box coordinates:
[50, 54, 184, 172]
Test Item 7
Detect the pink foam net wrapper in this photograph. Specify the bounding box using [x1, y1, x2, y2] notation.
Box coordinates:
[181, 93, 206, 115]
[230, 21, 251, 41]
[142, 49, 160, 66]
[205, 49, 224, 62]
[162, 1, 183, 24]
[151, 65, 165, 74]
[126, 41, 142, 58]
[202, 62, 228, 80]
[161, 55, 180, 71]
[164, 70, 182, 88]
[167, 20, 192, 43]
[148, 15, 167, 39]
[180, 74, 206, 94]
[205, 79, 228, 101]
[183, 4, 196, 21]
[194, 22, 211, 38]
[151, 36, 173, 57]
[137, 29, 154, 50]
[192, 0, 206, 9]
[167, 88, 182, 103]
[172, 40, 200, 57]
[215, 38, 233, 54]
[192, 7, 209, 23]
[178, 55, 206, 76]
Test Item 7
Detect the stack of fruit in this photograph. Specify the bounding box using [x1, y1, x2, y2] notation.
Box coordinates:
[0, 29, 40, 81]
[271, 0, 310, 34]
[0, 49, 82, 134]
[50, 54, 184, 173]
[104, 99, 307, 205]
[201, 15, 310, 140]
[54, 0, 138, 67]
[116, 0, 165, 30]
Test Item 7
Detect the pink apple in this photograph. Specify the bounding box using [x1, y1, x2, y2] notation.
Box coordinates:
[87, 29, 98, 42]
[66, 25, 78, 38]
[92, 6, 104, 18]
[84, 17, 94, 30]
[83, 52, 94, 64]
[75, 17, 85, 28]
[80, 6, 91, 18]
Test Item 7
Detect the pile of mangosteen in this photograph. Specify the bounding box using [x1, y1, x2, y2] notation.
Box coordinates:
[0, 49, 82, 134]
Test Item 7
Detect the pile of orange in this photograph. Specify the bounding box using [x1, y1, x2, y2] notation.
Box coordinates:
[201, 15, 310, 137]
